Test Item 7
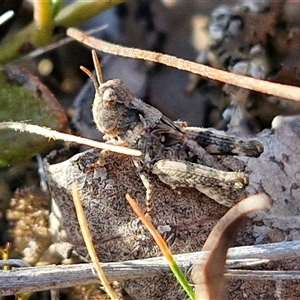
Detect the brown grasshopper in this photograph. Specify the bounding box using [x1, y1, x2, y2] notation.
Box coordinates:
[81, 50, 263, 212]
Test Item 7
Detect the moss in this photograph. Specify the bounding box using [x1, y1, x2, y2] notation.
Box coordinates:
[0, 70, 65, 167]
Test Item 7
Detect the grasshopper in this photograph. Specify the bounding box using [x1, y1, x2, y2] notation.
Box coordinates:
[81, 50, 263, 211]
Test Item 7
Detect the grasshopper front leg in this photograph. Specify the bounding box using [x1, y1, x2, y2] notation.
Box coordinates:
[132, 158, 154, 218]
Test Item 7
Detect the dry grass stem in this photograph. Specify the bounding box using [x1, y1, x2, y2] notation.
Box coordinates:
[67, 27, 300, 102]
[0, 122, 142, 157]
[0, 10, 14, 26]
[71, 186, 119, 300]
[125, 194, 195, 299]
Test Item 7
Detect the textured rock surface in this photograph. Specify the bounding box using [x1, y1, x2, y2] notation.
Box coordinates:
[45, 115, 300, 299]
[46, 148, 224, 299]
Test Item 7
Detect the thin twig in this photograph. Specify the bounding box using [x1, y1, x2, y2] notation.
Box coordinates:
[13, 25, 108, 63]
[1, 239, 300, 296]
[2, 267, 300, 296]
[72, 186, 119, 300]
[0, 259, 31, 268]
[0, 122, 142, 157]
[67, 27, 300, 102]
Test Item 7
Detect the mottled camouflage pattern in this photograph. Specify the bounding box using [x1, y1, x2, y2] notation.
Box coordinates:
[90, 53, 263, 207]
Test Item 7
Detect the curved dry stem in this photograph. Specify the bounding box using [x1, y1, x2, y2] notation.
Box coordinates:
[191, 193, 271, 300]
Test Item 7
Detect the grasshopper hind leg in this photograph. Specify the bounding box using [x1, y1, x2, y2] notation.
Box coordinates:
[153, 159, 248, 207]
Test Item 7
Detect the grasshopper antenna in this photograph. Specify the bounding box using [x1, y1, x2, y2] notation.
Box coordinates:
[91, 49, 104, 84]
[80, 49, 104, 90]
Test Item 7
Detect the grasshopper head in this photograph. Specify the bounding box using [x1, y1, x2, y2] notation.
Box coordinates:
[80, 50, 135, 139]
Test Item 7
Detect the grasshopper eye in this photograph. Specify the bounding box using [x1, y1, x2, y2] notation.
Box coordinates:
[102, 87, 117, 107]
